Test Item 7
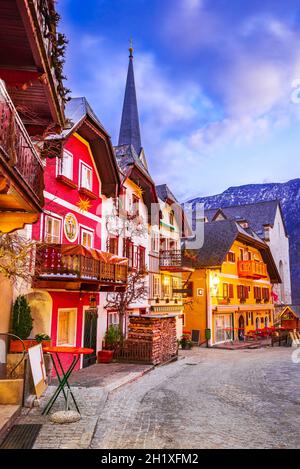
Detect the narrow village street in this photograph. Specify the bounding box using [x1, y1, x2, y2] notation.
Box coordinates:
[91, 348, 300, 449]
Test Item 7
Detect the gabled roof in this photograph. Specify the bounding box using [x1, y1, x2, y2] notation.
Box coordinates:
[279, 305, 300, 319]
[114, 144, 158, 215]
[156, 184, 178, 204]
[48, 97, 120, 198]
[186, 219, 281, 283]
[64, 97, 108, 136]
[205, 200, 287, 237]
[114, 144, 151, 181]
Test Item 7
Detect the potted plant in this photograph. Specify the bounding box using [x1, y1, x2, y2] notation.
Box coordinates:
[179, 331, 193, 350]
[35, 333, 52, 349]
[98, 325, 122, 363]
[10, 296, 34, 352]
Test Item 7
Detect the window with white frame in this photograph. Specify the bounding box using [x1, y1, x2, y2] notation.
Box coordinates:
[172, 277, 181, 297]
[57, 309, 77, 346]
[81, 228, 93, 248]
[58, 150, 73, 180]
[80, 162, 93, 191]
[108, 312, 119, 328]
[44, 215, 61, 243]
[153, 275, 160, 297]
[151, 232, 159, 253]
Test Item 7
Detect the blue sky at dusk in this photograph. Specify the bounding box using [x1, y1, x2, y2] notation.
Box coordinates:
[58, 0, 300, 201]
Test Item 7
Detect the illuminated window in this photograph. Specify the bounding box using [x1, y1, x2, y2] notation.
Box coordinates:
[162, 276, 171, 297]
[81, 228, 93, 248]
[57, 309, 76, 346]
[108, 237, 118, 255]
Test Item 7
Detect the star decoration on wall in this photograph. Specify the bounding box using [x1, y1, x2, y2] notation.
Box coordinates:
[76, 197, 92, 213]
[134, 185, 144, 198]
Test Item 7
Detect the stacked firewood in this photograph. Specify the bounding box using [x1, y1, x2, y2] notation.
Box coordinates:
[127, 315, 177, 365]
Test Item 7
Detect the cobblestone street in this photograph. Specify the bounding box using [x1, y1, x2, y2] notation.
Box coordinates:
[91, 348, 300, 449]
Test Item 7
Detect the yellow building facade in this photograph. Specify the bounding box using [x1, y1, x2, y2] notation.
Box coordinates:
[183, 220, 281, 346]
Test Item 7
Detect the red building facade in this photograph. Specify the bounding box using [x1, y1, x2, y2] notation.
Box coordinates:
[30, 98, 125, 371]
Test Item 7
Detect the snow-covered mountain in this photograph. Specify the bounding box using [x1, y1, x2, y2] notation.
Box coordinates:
[187, 178, 300, 304]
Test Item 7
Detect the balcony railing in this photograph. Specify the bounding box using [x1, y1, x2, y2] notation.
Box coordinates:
[35, 244, 128, 284]
[159, 249, 195, 271]
[238, 260, 267, 279]
[0, 80, 44, 206]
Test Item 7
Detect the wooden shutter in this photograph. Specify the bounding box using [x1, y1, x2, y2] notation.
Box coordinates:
[229, 284, 234, 298]
[138, 246, 146, 272]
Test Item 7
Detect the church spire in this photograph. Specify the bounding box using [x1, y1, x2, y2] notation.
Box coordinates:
[118, 41, 142, 154]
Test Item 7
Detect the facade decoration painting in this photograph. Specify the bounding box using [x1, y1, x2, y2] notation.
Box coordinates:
[64, 213, 79, 242]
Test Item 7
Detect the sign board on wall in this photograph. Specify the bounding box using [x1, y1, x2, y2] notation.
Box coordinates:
[197, 288, 204, 297]
[28, 344, 47, 398]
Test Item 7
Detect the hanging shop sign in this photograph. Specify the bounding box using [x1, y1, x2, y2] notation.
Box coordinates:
[64, 212, 79, 242]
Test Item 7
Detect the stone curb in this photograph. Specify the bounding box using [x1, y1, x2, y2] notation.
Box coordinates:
[104, 366, 155, 393]
[85, 366, 155, 449]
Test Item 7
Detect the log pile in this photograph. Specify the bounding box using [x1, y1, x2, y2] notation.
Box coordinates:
[126, 314, 178, 365]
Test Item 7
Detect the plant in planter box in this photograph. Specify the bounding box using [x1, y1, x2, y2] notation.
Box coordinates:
[98, 326, 122, 363]
[35, 333, 51, 348]
[12, 295, 33, 340]
[10, 296, 35, 352]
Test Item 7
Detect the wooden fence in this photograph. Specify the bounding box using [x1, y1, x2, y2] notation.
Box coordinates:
[114, 341, 153, 364]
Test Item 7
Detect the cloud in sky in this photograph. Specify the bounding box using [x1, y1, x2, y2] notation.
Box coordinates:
[58, 0, 300, 200]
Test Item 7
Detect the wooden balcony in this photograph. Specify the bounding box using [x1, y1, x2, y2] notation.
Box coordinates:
[238, 260, 268, 279]
[34, 244, 128, 291]
[159, 250, 195, 272]
[0, 80, 44, 232]
[0, 0, 66, 133]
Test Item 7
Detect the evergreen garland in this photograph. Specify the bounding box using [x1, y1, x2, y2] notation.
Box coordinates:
[11, 295, 33, 340]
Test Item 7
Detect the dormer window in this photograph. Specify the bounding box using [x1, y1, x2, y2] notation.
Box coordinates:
[58, 150, 73, 180]
[80, 162, 92, 191]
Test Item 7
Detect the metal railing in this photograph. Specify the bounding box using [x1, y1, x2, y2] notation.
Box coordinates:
[0, 333, 26, 378]
[0, 80, 44, 204]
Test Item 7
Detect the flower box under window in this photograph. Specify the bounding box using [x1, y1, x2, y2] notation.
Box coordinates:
[78, 187, 98, 200]
[56, 174, 78, 189]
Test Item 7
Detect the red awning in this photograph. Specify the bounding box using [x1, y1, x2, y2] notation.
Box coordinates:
[61, 244, 128, 265]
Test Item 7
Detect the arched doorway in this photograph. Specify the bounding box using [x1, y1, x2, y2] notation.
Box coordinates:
[26, 291, 53, 337]
[265, 316, 269, 327]
[256, 317, 260, 330]
[238, 315, 245, 341]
